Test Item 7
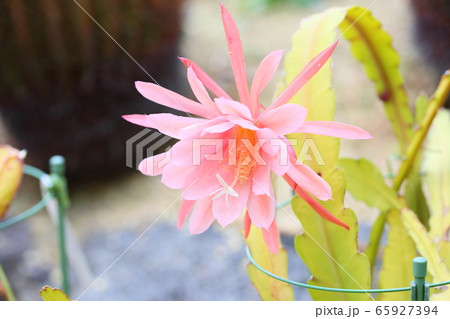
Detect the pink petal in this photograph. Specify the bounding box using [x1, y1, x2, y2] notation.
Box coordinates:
[178, 200, 195, 229]
[226, 114, 259, 130]
[179, 57, 232, 99]
[286, 163, 332, 201]
[165, 137, 196, 166]
[296, 121, 372, 140]
[270, 40, 339, 109]
[215, 97, 252, 120]
[284, 136, 298, 159]
[187, 67, 221, 114]
[123, 113, 205, 139]
[138, 153, 170, 176]
[182, 158, 224, 200]
[148, 113, 205, 139]
[166, 138, 221, 190]
[262, 220, 280, 254]
[247, 188, 275, 229]
[256, 128, 280, 157]
[284, 174, 349, 230]
[270, 153, 291, 176]
[220, 3, 250, 105]
[212, 179, 251, 227]
[168, 130, 228, 167]
[122, 114, 148, 127]
[250, 50, 284, 115]
[184, 116, 231, 138]
[256, 129, 291, 175]
[189, 197, 215, 234]
[244, 211, 251, 238]
[252, 158, 272, 196]
[135, 81, 215, 118]
[161, 160, 194, 189]
[259, 103, 307, 135]
[202, 121, 236, 135]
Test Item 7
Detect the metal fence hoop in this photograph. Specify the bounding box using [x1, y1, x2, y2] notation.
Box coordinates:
[245, 246, 450, 296]
[0, 165, 54, 230]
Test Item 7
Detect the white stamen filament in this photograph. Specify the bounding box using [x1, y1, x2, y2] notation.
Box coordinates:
[210, 173, 239, 208]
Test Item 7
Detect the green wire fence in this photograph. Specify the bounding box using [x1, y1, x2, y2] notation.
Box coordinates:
[246, 246, 450, 301]
[0, 156, 70, 296]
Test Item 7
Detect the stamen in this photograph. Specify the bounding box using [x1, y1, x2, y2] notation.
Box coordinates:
[210, 174, 239, 208]
[210, 128, 260, 207]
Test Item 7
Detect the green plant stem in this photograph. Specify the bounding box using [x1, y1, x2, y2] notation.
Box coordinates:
[366, 70, 450, 273]
[50, 156, 70, 296]
[393, 70, 450, 192]
[0, 263, 16, 301]
[57, 198, 69, 295]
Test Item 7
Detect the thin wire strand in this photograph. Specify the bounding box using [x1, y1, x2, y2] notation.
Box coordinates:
[247, 246, 450, 292]
[0, 166, 53, 230]
[23, 164, 47, 179]
[429, 281, 450, 288]
[245, 246, 410, 294]
[71, 0, 201, 126]
[0, 193, 53, 230]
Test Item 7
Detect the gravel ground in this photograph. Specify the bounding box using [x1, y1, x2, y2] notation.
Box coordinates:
[79, 224, 312, 301]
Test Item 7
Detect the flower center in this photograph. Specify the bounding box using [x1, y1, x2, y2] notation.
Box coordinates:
[210, 127, 259, 207]
[230, 127, 257, 186]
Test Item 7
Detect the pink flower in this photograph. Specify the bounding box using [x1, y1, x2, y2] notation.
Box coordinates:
[123, 4, 371, 253]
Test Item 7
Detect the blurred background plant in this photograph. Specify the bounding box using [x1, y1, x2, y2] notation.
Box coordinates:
[410, 0, 450, 74]
[239, 0, 315, 11]
[0, 0, 183, 179]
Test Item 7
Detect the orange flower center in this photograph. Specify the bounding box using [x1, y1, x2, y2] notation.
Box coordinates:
[229, 127, 258, 186]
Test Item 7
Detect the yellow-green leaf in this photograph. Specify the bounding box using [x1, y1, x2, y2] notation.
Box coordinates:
[339, 158, 400, 211]
[293, 169, 371, 301]
[0, 145, 25, 220]
[400, 208, 450, 301]
[245, 225, 294, 301]
[400, 208, 450, 283]
[420, 109, 450, 300]
[405, 172, 430, 229]
[339, 7, 413, 152]
[378, 210, 417, 301]
[423, 109, 450, 240]
[365, 211, 387, 271]
[440, 242, 450, 270]
[339, 158, 404, 271]
[40, 286, 71, 301]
